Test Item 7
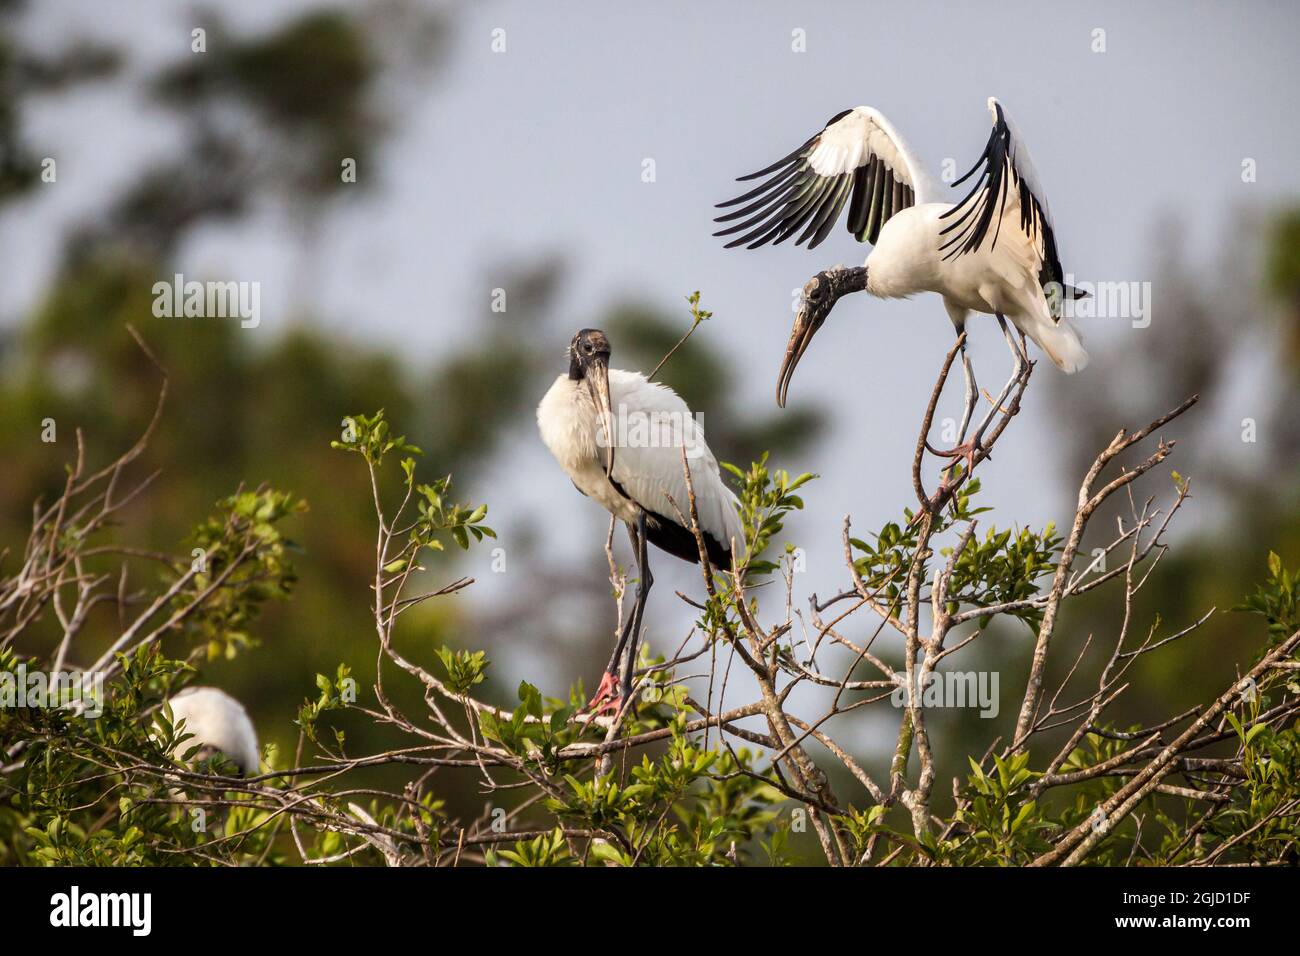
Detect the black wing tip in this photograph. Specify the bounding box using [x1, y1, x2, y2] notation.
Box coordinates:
[824, 107, 854, 128]
[713, 113, 890, 251]
[734, 150, 803, 182]
[721, 233, 772, 250]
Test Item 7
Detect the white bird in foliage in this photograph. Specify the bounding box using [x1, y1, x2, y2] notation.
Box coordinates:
[538, 329, 744, 713]
[164, 686, 260, 776]
[716, 97, 1089, 462]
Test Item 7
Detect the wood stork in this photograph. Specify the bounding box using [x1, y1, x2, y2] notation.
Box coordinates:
[715, 97, 1089, 462]
[537, 329, 744, 713]
[164, 686, 260, 775]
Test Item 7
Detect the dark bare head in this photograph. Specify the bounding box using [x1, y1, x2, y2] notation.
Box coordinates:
[777, 267, 868, 407]
[568, 328, 611, 377]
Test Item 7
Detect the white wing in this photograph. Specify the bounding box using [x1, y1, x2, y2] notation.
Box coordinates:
[607, 370, 744, 557]
[939, 98, 1070, 305]
[715, 106, 935, 249]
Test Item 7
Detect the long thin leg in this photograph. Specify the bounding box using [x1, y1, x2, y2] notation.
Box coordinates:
[955, 331, 978, 446]
[967, 313, 1026, 447]
[586, 512, 653, 714]
[998, 312, 1029, 373]
[586, 520, 640, 713]
[604, 596, 634, 680]
[621, 509, 653, 702]
[932, 315, 1029, 498]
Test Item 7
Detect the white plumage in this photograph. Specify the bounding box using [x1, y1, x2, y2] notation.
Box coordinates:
[804, 106, 939, 204]
[716, 97, 1089, 411]
[537, 368, 743, 558]
[164, 686, 260, 776]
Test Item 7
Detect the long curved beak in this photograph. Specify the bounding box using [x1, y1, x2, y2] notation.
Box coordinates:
[776, 297, 830, 408]
[777, 267, 867, 407]
[586, 356, 616, 476]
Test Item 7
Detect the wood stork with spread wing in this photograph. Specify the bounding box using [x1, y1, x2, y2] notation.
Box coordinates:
[538, 329, 744, 715]
[716, 97, 1088, 463]
[164, 686, 260, 776]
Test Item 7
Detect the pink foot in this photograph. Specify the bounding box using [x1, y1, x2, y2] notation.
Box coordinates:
[582, 671, 622, 717]
[933, 437, 980, 477]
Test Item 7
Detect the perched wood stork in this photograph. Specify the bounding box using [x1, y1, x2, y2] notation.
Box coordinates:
[716, 97, 1089, 461]
[164, 686, 260, 776]
[537, 329, 744, 713]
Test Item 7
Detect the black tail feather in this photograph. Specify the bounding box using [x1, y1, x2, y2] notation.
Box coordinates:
[643, 511, 732, 570]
